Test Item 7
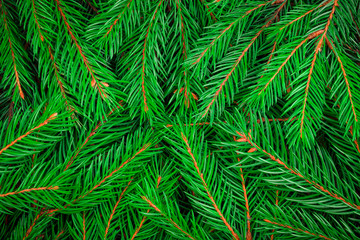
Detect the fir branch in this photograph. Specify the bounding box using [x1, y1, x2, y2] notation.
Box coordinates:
[299, 0, 339, 138]
[141, 0, 164, 113]
[103, 0, 133, 37]
[86, 0, 138, 59]
[51, 142, 152, 214]
[279, 0, 332, 30]
[31, 0, 44, 42]
[0, 3, 24, 99]
[264, 219, 332, 240]
[104, 179, 132, 239]
[54, 0, 105, 98]
[64, 115, 111, 170]
[257, 30, 324, 95]
[199, 0, 217, 22]
[48, 46, 71, 109]
[130, 209, 150, 240]
[200, 1, 287, 119]
[181, 132, 240, 240]
[234, 130, 360, 210]
[1, 1, 360, 238]
[176, 0, 189, 106]
[0, 0, 32, 100]
[20, 0, 72, 108]
[77, 144, 151, 200]
[0, 113, 58, 156]
[141, 196, 196, 240]
[191, 1, 267, 66]
[23, 210, 46, 240]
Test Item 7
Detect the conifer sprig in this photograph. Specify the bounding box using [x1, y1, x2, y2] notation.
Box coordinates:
[1, 0, 360, 239]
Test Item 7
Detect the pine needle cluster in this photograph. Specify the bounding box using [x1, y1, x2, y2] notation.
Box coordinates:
[1, 0, 360, 239]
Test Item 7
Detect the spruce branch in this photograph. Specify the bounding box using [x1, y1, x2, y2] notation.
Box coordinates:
[1, 0, 360, 238]
[0, 0, 33, 101]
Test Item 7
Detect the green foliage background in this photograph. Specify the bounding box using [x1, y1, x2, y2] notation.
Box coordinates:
[1, 0, 360, 239]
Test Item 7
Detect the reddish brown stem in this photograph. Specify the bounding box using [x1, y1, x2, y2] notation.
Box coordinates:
[156, 176, 161, 188]
[54, 230, 64, 240]
[82, 212, 86, 240]
[236, 155, 252, 240]
[0, 186, 59, 198]
[349, 127, 360, 153]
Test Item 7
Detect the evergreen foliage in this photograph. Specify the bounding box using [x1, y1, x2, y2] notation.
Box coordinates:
[1, 0, 360, 239]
